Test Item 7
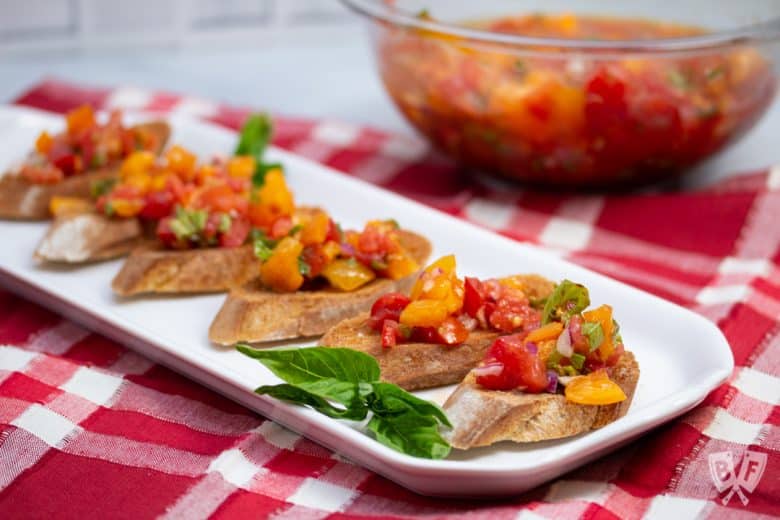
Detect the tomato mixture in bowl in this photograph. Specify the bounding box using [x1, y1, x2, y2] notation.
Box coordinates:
[349, 1, 780, 187]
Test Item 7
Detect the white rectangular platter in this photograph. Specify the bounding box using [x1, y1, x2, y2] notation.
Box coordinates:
[0, 105, 733, 497]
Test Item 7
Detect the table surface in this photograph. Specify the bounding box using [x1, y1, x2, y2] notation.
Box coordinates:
[2, 36, 780, 188]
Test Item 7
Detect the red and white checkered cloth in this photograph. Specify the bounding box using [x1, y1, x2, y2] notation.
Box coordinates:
[1, 79, 779, 519]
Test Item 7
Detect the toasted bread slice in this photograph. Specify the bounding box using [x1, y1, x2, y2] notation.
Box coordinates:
[443, 350, 639, 449]
[111, 243, 258, 296]
[35, 213, 145, 264]
[317, 274, 556, 391]
[208, 230, 432, 345]
[322, 313, 501, 391]
[0, 121, 170, 220]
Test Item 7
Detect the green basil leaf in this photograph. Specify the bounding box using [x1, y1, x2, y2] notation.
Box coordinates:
[287, 224, 302, 237]
[368, 382, 451, 427]
[235, 113, 272, 160]
[366, 412, 451, 460]
[542, 280, 590, 324]
[218, 214, 232, 233]
[255, 384, 367, 420]
[581, 321, 604, 352]
[236, 345, 381, 389]
[570, 353, 586, 371]
[90, 178, 115, 198]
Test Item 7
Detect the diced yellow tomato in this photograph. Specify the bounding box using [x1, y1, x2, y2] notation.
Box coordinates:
[248, 169, 294, 228]
[228, 156, 256, 179]
[526, 322, 564, 343]
[49, 196, 93, 217]
[196, 165, 218, 184]
[66, 105, 96, 136]
[384, 252, 418, 280]
[110, 198, 144, 218]
[149, 173, 171, 192]
[321, 241, 341, 263]
[259, 237, 304, 292]
[583, 304, 614, 361]
[165, 145, 197, 179]
[35, 131, 53, 155]
[121, 151, 155, 179]
[408, 255, 463, 317]
[322, 259, 376, 291]
[410, 254, 456, 299]
[537, 339, 557, 366]
[299, 210, 330, 246]
[565, 370, 626, 405]
[400, 299, 450, 328]
[123, 173, 152, 194]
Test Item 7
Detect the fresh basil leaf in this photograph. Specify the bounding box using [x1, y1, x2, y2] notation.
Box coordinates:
[368, 382, 451, 427]
[570, 353, 586, 371]
[546, 350, 562, 369]
[367, 412, 450, 460]
[542, 280, 590, 324]
[581, 321, 604, 352]
[370, 259, 388, 271]
[235, 113, 272, 160]
[253, 239, 274, 261]
[90, 178, 115, 199]
[236, 346, 381, 387]
[255, 384, 367, 420]
[287, 224, 302, 237]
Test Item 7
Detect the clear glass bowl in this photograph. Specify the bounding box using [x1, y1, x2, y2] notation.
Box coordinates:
[343, 0, 780, 188]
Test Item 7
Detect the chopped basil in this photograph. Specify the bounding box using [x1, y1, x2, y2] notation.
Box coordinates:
[385, 219, 400, 230]
[370, 259, 388, 271]
[169, 207, 208, 241]
[288, 224, 302, 237]
[570, 353, 586, 371]
[581, 321, 604, 352]
[252, 162, 283, 188]
[668, 70, 690, 90]
[104, 201, 115, 217]
[515, 59, 527, 76]
[298, 257, 311, 276]
[218, 214, 232, 233]
[706, 66, 725, 81]
[252, 230, 276, 261]
[235, 113, 272, 160]
[90, 151, 107, 168]
[90, 178, 116, 199]
[546, 350, 562, 369]
[542, 280, 590, 324]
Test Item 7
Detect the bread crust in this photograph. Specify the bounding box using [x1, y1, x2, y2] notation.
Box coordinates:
[443, 350, 639, 449]
[111, 243, 258, 296]
[208, 230, 432, 344]
[0, 121, 170, 220]
[35, 213, 145, 263]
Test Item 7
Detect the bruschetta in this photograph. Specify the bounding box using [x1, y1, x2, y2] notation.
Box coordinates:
[320, 255, 555, 390]
[208, 218, 431, 344]
[0, 105, 169, 220]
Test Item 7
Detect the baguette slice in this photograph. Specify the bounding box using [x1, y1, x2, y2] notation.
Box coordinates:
[208, 230, 432, 345]
[112, 243, 258, 296]
[443, 350, 639, 449]
[0, 121, 170, 220]
[35, 213, 145, 263]
[322, 313, 500, 391]
[318, 274, 556, 391]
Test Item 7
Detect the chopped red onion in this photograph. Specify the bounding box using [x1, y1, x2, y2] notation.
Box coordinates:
[340, 243, 356, 256]
[526, 342, 538, 354]
[473, 362, 503, 378]
[556, 327, 573, 357]
[546, 370, 559, 393]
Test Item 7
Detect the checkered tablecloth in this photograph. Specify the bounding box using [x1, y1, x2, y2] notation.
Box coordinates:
[1, 79, 779, 519]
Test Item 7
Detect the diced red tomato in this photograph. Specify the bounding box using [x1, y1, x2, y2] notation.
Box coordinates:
[325, 218, 342, 242]
[196, 184, 248, 215]
[463, 277, 486, 318]
[219, 216, 250, 248]
[476, 335, 547, 392]
[369, 292, 411, 331]
[51, 152, 80, 177]
[300, 244, 329, 278]
[156, 218, 179, 248]
[381, 319, 399, 349]
[568, 314, 589, 354]
[488, 298, 540, 333]
[606, 342, 625, 367]
[139, 190, 175, 220]
[435, 317, 469, 346]
[269, 216, 293, 239]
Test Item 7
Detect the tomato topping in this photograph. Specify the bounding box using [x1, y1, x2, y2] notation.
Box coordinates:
[476, 335, 547, 392]
[463, 277, 486, 318]
[269, 216, 294, 239]
[565, 370, 626, 405]
[381, 320, 399, 349]
[219, 216, 250, 248]
[369, 292, 411, 331]
[435, 317, 469, 346]
[139, 190, 175, 220]
[300, 244, 329, 278]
